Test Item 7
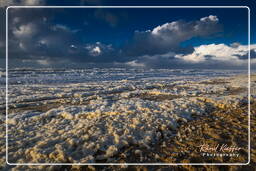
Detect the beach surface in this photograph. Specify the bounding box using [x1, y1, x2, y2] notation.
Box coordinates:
[0, 69, 254, 170]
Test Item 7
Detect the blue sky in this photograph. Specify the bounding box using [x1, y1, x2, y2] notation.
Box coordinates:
[0, 0, 255, 69]
[49, 8, 249, 46]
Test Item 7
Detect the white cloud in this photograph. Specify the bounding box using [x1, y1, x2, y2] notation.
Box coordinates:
[51, 24, 70, 32]
[151, 15, 219, 37]
[175, 43, 256, 64]
[130, 15, 221, 56]
[13, 23, 37, 38]
[125, 60, 145, 67]
[200, 15, 219, 22]
[85, 42, 114, 57]
[124, 43, 256, 69]
[70, 44, 77, 48]
[91, 46, 101, 56]
[36, 59, 50, 65]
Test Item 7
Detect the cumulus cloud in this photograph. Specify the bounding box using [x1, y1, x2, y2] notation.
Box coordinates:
[7, 7, 119, 64]
[200, 15, 219, 22]
[118, 15, 255, 69]
[127, 43, 255, 69]
[151, 15, 219, 37]
[85, 44, 101, 56]
[91, 46, 101, 56]
[125, 60, 145, 67]
[84, 42, 115, 60]
[7, 8, 83, 60]
[4, 9, 253, 69]
[13, 23, 37, 38]
[125, 15, 222, 56]
[175, 43, 256, 64]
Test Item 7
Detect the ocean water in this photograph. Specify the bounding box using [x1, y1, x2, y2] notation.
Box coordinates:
[0, 68, 247, 86]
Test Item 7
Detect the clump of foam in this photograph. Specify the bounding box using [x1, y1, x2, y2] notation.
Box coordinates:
[0, 68, 251, 167]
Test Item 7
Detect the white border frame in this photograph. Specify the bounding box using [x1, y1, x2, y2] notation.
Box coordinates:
[5, 6, 251, 166]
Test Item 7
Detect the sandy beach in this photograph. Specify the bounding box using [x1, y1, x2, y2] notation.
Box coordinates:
[0, 69, 254, 170]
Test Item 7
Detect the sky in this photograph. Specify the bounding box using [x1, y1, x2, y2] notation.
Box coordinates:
[0, 0, 256, 69]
